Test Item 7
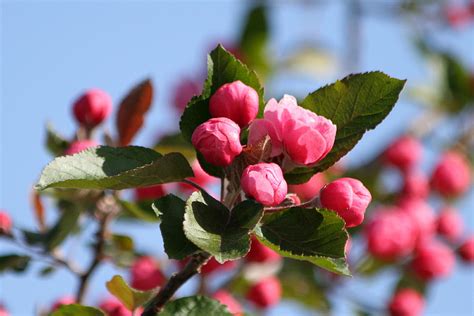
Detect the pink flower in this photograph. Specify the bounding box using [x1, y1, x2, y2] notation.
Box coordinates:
[397, 197, 436, 245]
[212, 290, 243, 316]
[248, 95, 336, 166]
[365, 207, 417, 260]
[437, 207, 464, 242]
[130, 256, 165, 291]
[0, 211, 12, 235]
[98, 298, 131, 316]
[246, 236, 281, 263]
[246, 276, 282, 308]
[179, 160, 218, 192]
[73, 88, 112, 128]
[210, 81, 259, 127]
[134, 185, 166, 201]
[401, 171, 429, 199]
[388, 289, 424, 316]
[411, 239, 455, 280]
[319, 178, 371, 228]
[65, 140, 98, 155]
[172, 78, 202, 113]
[383, 135, 422, 171]
[431, 151, 471, 197]
[51, 296, 76, 311]
[288, 173, 326, 201]
[458, 235, 474, 263]
[191, 118, 242, 166]
[241, 163, 288, 206]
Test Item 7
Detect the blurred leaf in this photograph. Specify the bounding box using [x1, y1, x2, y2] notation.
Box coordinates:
[45, 123, 70, 156]
[51, 304, 105, 316]
[355, 255, 391, 276]
[116, 79, 154, 146]
[286, 72, 406, 184]
[106, 275, 155, 311]
[395, 270, 427, 295]
[154, 194, 198, 260]
[43, 203, 80, 250]
[441, 53, 474, 112]
[154, 133, 195, 160]
[111, 234, 134, 252]
[0, 254, 31, 273]
[256, 207, 350, 275]
[36, 146, 193, 190]
[183, 191, 263, 262]
[159, 296, 232, 316]
[283, 46, 338, 79]
[38, 265, 56, 277]
[119, 200, 158, 222]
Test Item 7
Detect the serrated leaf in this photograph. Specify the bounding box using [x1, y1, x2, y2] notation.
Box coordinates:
[183, 191, 263, 262]
[286, 72, 406, 183]
[160, 296, 232, 316]
[0, 254, 31, 273]
[45, 123, 70, 156]
[51, 304, 105, 316]
[116, 79, 154, 146]
[154, 194, 198, 260]
[256, 207, 350, 275]
[106, 275, 155, 311]
[36, 146, 193, 190]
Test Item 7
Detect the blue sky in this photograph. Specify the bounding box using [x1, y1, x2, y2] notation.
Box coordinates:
[1, 1, 473, 315]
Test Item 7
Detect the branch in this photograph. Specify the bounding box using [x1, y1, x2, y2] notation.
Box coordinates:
[141, 252, 211, 316]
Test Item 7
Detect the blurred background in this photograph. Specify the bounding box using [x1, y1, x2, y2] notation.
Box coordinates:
[1, 1, 473, 315]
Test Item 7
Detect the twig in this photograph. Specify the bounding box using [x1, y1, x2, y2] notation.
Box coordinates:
[141, 252, 211, 316]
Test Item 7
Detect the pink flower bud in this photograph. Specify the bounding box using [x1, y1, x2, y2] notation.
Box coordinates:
[412, 240, 455, 280]
[130, 256, 165, 291]
[191, 118, 242, 166]
[458, 236, 474, 263]
[437, 207, 464, 242]
[401, 171, 429, 199]
[288, 173, 326, 201]
[0, 304, 9, 316]
[383, 135, 422, 171]
[73, 89, 112, 128]
[388, 289, 424, 316]
[248, 95, 336, 166]
[51, 296, 76, 311]
[172, 78, 202, 113]
[212, 290, 243, 316]
[246, 236, 281, 263]
[210, 81, 259, 127]
[134, 185, 166, 202]
[0, 211, 12, 235]
[431, 151, 471, 197]
[397, 197, 436, 245]
[319, 178, 371, 228]
[98, 298, 131, 316]
[365, 207, 417, 260]
[246, 276, 282, 308]
[179, 160, 218, 192]
[241, 163, 288, 206]
[65, 140, 99, 155]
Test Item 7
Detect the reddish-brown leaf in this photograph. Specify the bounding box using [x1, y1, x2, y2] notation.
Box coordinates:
[116, 79, 154, 146]
[31, 190, 46, 232]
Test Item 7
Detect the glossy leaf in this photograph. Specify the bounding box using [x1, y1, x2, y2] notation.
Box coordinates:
[160, 296, 232, 316]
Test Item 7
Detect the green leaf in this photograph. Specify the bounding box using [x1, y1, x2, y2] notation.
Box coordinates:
[106, 275, 155, 311]
[256, 207, 350, 275]
[45, 123, 70, 156]
[154, 133, 196, 160]
[160, 296, 232, 316]
[36, 146, 193, 190]
[51, 304, 105, 316]
[154, 194, 199, 260]
[119, 200, 158, 222]
[183, 191, 263, 262]
[179, 44, 264, 143]
[286, 72, 406, 183]
[0, 254, 31, 273]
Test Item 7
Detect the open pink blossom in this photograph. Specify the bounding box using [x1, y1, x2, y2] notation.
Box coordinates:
[248, 95, 336, 166]
[73, 88, 112, 128]
[383, 135, 422, 171]
[458, 235, 474, 263]
[212, 290, 243, 316]
[437, 207, 464, 242]
[241, 163, 288, 206]
[0, 211, 12, 235]
[319, 178, 371, 227]
[130, 256, 165, 291]
[365, 207, 417, 260]
[431, 151, 471, 197]
[288, 173, 326, 201]
[65, 140, 98, 155]
[412, 239, 455, 280]
[210, 81, 259, 127]
[388, 289, 424, 316]
[192, 117, 242, 166]
[246, 276, 282, 309]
